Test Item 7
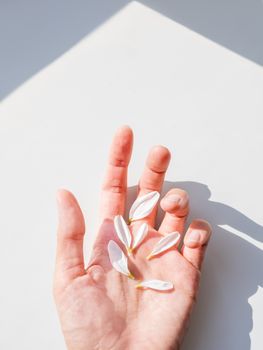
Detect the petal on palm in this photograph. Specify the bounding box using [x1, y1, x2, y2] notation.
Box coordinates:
[136, 279, 174, 291]
[129, 191, 160, 221]
[147, 232, 180, 259]
[107, 240, 134, 278]
[114, 215, 132, 250]
[132, 223, 148, 250]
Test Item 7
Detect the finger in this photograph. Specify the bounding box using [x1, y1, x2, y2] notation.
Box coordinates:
[100, 126, 133, 220]
[181, 219, 212, 270]
[159, 188, 189, 235]
[135, 145, 171, 226]
[54, 189, 86, 292]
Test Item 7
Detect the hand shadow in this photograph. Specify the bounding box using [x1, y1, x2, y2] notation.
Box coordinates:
[126, 181, 262, 350]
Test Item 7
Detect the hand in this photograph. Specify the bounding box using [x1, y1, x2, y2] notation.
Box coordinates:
[53, 126, 212, 350]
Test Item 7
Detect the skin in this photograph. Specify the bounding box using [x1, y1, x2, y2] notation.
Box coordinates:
[53, 126, 212, 350]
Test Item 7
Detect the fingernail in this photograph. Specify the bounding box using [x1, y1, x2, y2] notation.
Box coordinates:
[166, 194, 181, 204]
[187, 230, 201, 243]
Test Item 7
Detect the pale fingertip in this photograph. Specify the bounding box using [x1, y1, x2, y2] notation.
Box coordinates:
[56, 189, 70, 216]
[56, 188, 76, 208]
[184, 220, 212, 248]
[160, 189, 189, 214]
[117, 124, 133, 133]
[147, 145, 171, 170]
[115, 125, 134, 143]
[56, 188, 68, 204]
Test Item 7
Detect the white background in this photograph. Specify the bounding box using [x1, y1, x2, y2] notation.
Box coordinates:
[0, 2, 262, 349]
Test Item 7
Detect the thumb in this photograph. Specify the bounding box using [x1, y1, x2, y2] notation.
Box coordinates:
[54, 189, 86, 294]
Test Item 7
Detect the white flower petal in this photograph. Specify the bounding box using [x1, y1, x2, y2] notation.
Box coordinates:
[147, 232, 180, 259]
[132, 223, 148, 250]
[107, 240, 134, 279]
[136, 279, 174, 291]
[114, 215, 132, 253]
[129, 191, 160, 221]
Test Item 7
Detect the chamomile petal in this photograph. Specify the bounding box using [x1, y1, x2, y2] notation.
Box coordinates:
[129, 191, 160, 222]
[107, 240, 134, 279]
[132, 223, 148, 251]
[147, 231, 180, 259]
[114, 215, 132, 253]
[136, 279, 174, 291]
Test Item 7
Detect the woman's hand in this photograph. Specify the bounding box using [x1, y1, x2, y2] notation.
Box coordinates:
[53, 126, 212, 350]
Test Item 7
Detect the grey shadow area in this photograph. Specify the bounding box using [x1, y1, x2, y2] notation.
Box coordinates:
[0, 0, 129, 101]
[2, 0, 262, 102]
[141, 0, 263, 66]
[126, 181, 263, 350]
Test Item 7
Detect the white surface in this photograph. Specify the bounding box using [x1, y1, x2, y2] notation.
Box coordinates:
[0, 2, 262, 349]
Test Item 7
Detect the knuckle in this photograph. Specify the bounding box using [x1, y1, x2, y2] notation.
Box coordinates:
[110, 158, 128, 168]
[103, 178, 126, 193]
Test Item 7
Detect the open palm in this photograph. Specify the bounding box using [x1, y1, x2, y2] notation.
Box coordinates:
[53, 127, 211, 350]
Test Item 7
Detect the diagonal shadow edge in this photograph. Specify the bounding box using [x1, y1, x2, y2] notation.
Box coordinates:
[1, 0, 262, 102]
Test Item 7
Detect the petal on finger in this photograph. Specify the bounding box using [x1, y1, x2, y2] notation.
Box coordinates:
[136, 145, 171, 226]
[146, 231, 181, 260]
[129, 191, 160, 222]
